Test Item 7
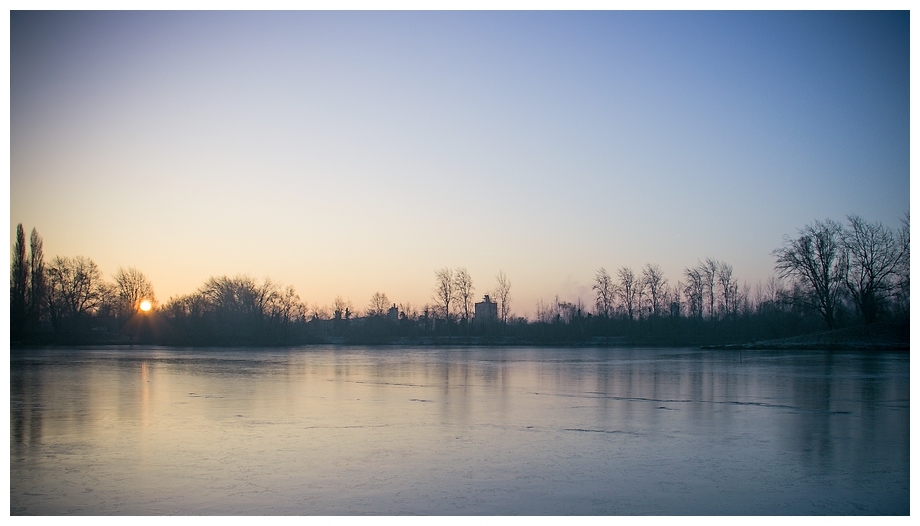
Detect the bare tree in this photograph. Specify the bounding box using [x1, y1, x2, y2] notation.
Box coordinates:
[419, 303, 435, 331]
[310, 302, 331, 320]
[398, 302, 418, 321]
[593, 268, 614, 318]
[763, 276, 789, 313]
[773, 219, 846, 329]
[10, 224, 28, 334]
[535, 298, 553, 324]
[842, 214, 908, 324]
[641, 263, 668, 317]
[616, 267, 639, 320]
[636, 276, 647, 320]
[113, 267, 156, 318]
[698, 258, 718, 320]
[45, 255, 106, 331]
[682, 267, 705, 320]
[553, 295, 579, 324]
[333, 296, 348, 320]
[893, 214, 910, 318]
[494, 270, 512, 328]
[263, 284, 306, 326]
[734, 281, 752, 317]
[716, 261, 738, 319]
[28, 228, 45, 330]
[199, 275, 263, 322]
[453, 267, 475, 329]
[433, 267, 455, 326]
[367, 291, 390, 317]
[159, 276, 305, 344]
[665, 285, 682, 317]
[95, 281, 120, 319]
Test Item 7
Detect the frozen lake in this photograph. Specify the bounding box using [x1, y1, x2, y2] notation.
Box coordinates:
[10, 346, 909, 515]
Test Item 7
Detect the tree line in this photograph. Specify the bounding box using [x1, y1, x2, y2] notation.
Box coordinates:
[10, 214, 908, 346]
[774, 214, 909, 328]
[11, 225, 157, 341]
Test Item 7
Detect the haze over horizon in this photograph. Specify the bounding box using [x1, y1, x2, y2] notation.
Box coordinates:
[10, 11, 909, 317]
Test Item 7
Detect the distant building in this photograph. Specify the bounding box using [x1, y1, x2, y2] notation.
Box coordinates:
[387, 304, 399, 321]
[474, 295, 497, 326]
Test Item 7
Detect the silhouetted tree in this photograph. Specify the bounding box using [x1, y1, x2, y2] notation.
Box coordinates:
[773, 219, 846, 329]
[641, 263, 667, 317]
[842, 214, 908, 324]
[494, 270, 512, 330]
[198, 275, 263, 339]
[454, 267, 475, 331]
[10, 224, 28, 335]
[333, 296, 354, 320]
[665, 285, 682, 318]
[95, 281, 120, 320]
[310, 302, 331, 320]
[398, 302, 418, 320]
[535, 298, 553, 324]
[113, 266, 156, 319]
[367, 291, 390, 317]
[263, 283, 305, 336]
[160, 291, 215, 343]
[892, 215, 910, 319]
[27, 228, 45, 330]
[682, 268, 704, 320]
[716, 261, 739, 319]
[433, 267, 455, 333]
[161, 275, 305, 344]
[45, 255, 106, 332]
[593, 268, 614, 319]
[616, 267, 639, 320]
[700, 258, 718, 320]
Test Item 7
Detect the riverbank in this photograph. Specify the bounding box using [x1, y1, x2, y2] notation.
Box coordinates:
[13, 321, 908, 351]
[704, 322, 909, 351]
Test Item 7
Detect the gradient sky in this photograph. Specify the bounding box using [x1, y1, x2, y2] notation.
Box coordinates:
[10, 11, 910, 317]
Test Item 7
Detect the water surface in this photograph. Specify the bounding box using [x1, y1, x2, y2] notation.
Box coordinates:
[10, 346, 909, 515]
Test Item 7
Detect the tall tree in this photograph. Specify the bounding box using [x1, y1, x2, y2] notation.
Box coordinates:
[45, 255, 106, 331]
[10, 224, 28, 334]
[27, 228, 45, 330]
[716, 261, 738, 319]
[842, 215, 908, 324]
[699, 259, 718, 320]
[616, 267, 638, 320]
[367, 291, 390, 317]
[113, 266, 156, 319]
[682, 267, 705, 320]
[454, 267, 475, 329]
[494, 270, 512, 329]
[433, 267, 455, 333]
[773, 219, 846, 329]
[641, 263, 668, 317]
[263, 284, 305, 328]
[592, 268, 614, 319]
[892, 215, 910, 318]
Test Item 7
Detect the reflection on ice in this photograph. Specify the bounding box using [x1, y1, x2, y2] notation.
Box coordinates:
[10, 346, 909, 515]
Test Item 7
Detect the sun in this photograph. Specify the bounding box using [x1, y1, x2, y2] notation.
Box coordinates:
[139, 300, 152, 312]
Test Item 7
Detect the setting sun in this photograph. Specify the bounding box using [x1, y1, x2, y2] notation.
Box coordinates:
[139, 300, 152, 312]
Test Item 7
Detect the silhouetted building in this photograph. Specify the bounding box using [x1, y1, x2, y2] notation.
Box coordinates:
[474, 295, 497, 326]
[387, 304, 399, 321]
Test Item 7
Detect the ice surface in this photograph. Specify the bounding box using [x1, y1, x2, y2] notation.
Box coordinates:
[10, 346, 910, 515]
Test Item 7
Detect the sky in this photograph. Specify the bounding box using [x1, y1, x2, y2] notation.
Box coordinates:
[9, 10, 910, 318]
